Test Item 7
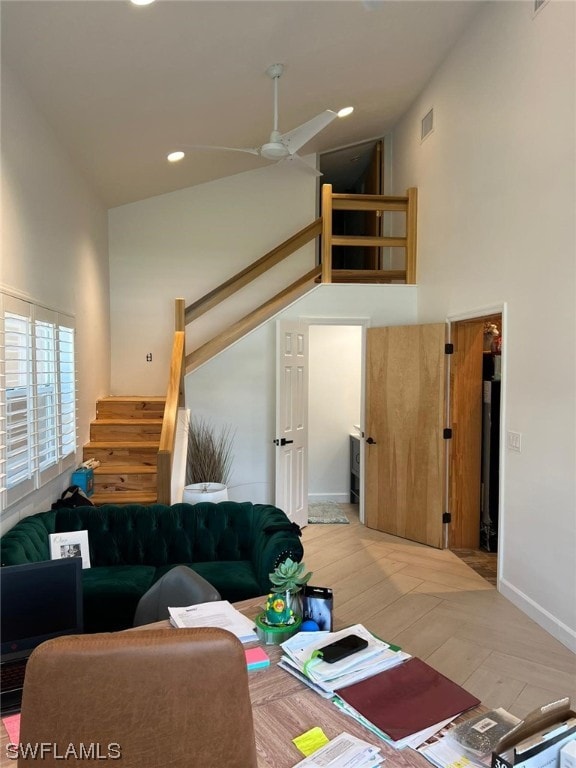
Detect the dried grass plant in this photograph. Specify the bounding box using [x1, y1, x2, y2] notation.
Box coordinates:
[185, 417, 235, 486]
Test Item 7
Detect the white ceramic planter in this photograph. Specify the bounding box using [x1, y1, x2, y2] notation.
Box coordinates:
[182, 483, 229, 504]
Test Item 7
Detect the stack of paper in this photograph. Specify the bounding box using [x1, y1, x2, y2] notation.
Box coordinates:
[279, 623, 410, 698]
[333, 657, 481, 750]
[168, 600, 257, 643]
[292, 732, 384, 768]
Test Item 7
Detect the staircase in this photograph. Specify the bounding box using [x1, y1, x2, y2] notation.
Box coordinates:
[90, 185, 417, 505]
[82, 396, 166, 505]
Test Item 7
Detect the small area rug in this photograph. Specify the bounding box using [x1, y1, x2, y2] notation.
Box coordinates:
[308, 502, 349, 525]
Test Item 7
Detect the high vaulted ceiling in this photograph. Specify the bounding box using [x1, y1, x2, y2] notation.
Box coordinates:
[2, 0, 483, 208]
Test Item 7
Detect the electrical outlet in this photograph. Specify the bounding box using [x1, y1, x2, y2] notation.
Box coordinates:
[507, 431, 522, 453]
[146, 352, 152, 362]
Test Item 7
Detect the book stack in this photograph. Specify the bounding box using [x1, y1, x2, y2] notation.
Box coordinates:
[280, 624, 482, 750]
[332, 657, 480, 750]
[279, 623, 410, 698]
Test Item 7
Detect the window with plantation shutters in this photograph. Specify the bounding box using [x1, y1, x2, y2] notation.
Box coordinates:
[0, 293, 77, 511]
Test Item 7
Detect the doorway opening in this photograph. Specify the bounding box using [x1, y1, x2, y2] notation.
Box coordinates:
[308, 324, 363, 512]
[449, 311, 503, 585]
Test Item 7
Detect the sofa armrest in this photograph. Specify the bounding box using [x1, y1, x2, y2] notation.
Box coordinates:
[0, 511, 56, 566]
[250, 505, 304, 595]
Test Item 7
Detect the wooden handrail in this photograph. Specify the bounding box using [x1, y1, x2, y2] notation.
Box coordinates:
[185, 267, 321, 372]
[185, 218, 322, 324]
[331, 194, 409, 212]
[331, 235, 408, 248]
[154, 188, 418, 502]
[330, 269, 407, 283]
[157, 299, 186, 504]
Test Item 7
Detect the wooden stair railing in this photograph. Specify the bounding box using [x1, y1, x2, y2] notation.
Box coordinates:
[185, 267, 321, 372]
[157, 186, 417, 499]
[156, 298, 185, 504]
[185, 218, 322, 324]
[181, 185, 418, 372]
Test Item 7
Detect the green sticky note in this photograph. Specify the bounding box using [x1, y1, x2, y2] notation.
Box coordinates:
[292, 727, 330, 757]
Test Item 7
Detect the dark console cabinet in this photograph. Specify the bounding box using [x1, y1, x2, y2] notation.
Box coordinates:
[350, 434, 360, 504]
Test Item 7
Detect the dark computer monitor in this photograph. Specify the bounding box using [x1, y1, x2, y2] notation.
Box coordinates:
[1, 558, 84, 662]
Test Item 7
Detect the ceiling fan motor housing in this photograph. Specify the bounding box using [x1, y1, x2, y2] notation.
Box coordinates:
[261, 141, 289, 160]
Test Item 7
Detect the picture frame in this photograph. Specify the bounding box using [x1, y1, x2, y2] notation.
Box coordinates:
[49, 530, 91, 569]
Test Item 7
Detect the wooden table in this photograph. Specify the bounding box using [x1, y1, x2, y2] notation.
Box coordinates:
[0, 595, 474, 768]
[192, 596, 460, 768]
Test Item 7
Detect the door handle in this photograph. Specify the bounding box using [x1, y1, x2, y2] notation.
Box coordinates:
[366, 437, 377, 445]
[274, 438, 294, 446]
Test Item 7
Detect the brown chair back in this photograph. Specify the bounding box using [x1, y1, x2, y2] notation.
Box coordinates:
[19, 628, 257, 767]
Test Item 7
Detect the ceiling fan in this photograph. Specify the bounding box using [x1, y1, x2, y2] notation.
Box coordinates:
[167, 64, 353, 174]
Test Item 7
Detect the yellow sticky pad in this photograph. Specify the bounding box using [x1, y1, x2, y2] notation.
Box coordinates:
[292, 727, 330, 756]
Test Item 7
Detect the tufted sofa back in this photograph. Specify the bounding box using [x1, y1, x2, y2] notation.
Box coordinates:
[1, 502, 302, 570]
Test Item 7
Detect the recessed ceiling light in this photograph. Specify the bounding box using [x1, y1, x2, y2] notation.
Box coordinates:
[167, 151, 185, 163]
[131, 0, 156, 5]
[337, 107, 354, 118]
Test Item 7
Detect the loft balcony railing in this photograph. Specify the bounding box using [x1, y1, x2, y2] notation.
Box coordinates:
[156, 184, 417, 502]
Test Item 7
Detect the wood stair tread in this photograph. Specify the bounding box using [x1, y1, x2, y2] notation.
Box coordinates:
[94, 465, 157, 474]
[84, 441, 160, 449]
[90, 491, 157, 504]
[98, 396, 166, 402]
[91, 419, 163, 425]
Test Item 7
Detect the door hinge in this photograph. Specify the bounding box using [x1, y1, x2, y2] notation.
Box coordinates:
[443, 512, 452, 524]
[445, 343, 454, 354]
[443, 428, 452, 439]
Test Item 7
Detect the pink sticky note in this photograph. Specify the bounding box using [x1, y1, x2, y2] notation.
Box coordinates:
[2, 713, 21, 745]
[245, 647, 270, 670]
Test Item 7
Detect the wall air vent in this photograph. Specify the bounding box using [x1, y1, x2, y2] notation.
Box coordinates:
[421, 108, 434, 142]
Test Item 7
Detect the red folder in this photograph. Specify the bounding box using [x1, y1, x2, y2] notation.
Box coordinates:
[334, 656, 481, 742]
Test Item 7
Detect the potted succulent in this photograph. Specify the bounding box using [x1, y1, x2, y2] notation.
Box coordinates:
[255, 558, 312, 644]
[268, 557, 312, 621]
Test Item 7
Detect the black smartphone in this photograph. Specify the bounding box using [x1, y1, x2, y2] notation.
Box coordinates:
[302, 585, 334, 631]
[319, 634, 368, 664]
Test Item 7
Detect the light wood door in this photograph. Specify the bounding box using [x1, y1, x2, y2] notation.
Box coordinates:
[364, 323, 446, 548]
[449, 320, 486, 548]
[275, 321, 308, 528]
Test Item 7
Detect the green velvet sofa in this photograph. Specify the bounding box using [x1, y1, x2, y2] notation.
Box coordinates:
[0, 501, 304, 633]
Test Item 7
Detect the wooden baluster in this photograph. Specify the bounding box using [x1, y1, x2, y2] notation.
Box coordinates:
[406, 187, 418, 284]
[321, 184, 333, 284]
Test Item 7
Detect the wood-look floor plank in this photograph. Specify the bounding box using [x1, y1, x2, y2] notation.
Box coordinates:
[301, 505, 576, 719]
[460, 666, 526, 711]
[424, 635, 492, 684]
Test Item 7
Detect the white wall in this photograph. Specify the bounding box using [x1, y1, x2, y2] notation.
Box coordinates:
[186, 284, 417, 505]
[108, 160, 318, 395]
[1, 67, 111, 531]
[392, 1, 576, 650]
[309, 325, 362, 503]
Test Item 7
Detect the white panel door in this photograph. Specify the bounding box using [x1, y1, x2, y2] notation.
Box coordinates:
[275, 320, 308, 528]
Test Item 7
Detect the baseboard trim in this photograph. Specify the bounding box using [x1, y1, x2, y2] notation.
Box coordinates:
[499, 577, 576, 653]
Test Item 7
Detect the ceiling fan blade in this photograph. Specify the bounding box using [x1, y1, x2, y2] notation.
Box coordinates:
[181, 144, 261, 156]
[279, 110, 338, 154]
[278, 153, 323, 176]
